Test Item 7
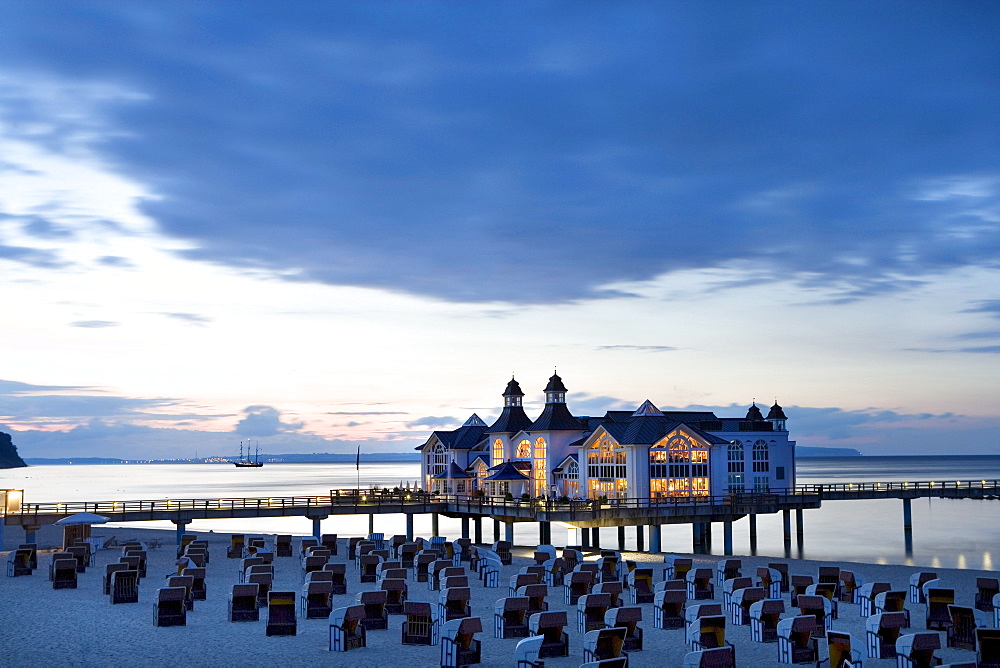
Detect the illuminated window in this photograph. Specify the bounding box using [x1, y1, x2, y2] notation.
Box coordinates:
[516, 439, 531, 459]
[587, 436, 627, 499]
[650, 434, 709, 498]
[728, 441, 744, 473]
[753, 476, 769, 492]
[555, 460, 579, 497]
[533, 437, 547, 497]
[492, 438, 504, 466]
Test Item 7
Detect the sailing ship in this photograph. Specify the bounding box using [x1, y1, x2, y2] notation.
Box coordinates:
[234, 441, 264, 468]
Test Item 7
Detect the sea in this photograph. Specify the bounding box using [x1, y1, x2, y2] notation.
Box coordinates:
[2, 455, 998, 570]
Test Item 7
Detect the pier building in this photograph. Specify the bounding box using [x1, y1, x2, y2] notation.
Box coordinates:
[418, 373, 796, 500]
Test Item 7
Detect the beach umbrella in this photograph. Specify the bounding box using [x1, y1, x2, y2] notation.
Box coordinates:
[55, 512, 109, 525]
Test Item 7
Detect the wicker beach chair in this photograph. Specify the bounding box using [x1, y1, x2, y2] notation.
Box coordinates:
[440, 616, 483, 668]
[229, 583, 260, 622]
[401, 601, 438, 646]
[820, 630, 863, 668]
[858, 581, 892, 618]
[977, 628, 1000, 668]
[275, 535, 292, 557]
[527, 611, 570, 659]
[381, 577, 408, 615]
[946, 605, 977, 651]
[227, 534, 245, 559]
[495, 596, 531, 639]
[731, 587, 766, 626]
[321, 533, 339, 555]
[577, 593, 613, 634]
[358, 590, 388, 630]
[154, 586, 187, 626]
[749, 599, 784, 643]
[51, 558, 78, 589]
[976, 578, 999, 612]
[266, 591, 297, 636]
[687, 568, 715, 601]
[895, 631, 941, 668]
[654, 587, 687, 630]
[582, 626, 627, 664]
[866, 611, 907, 659]
[683, 645, 736, 668]
[7, 548, 32, 577]
[776, 615, 817, 664]
[687, 614, 727, 651]
[517, 583, 549, 613]
[110, 569, 139, 604]
[182, 566, 206, 601]
[325, 562, 347, 595]
[605, 606, 643, 652]
[628, 567, 654, 604]
[594, 581, 623, 608]
[924, 586, 955, 630]
[329, 605, 367, 651]
[439, 586, 472, 623]
[565, 570, 595, 605]
[301, 580, 334, 619]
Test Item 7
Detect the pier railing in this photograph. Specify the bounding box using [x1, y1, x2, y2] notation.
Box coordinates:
[8, 478, 998, 523]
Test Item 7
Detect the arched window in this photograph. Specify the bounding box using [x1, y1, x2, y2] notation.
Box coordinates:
[516, 439, 531, 459]
[492, 438, 504, 467]
[533, 437, 547, 497]
[753, 440, 769, 472]
[650, 433, 709, 498]
[728, 441, 744, 473]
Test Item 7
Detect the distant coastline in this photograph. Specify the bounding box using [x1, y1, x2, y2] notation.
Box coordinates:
[22, 452, 423, 465]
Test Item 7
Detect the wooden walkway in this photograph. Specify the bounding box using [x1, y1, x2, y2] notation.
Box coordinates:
[5, 479, 997, 530]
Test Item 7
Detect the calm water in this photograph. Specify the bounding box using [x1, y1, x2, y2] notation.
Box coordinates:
[2, 456, 998, 569]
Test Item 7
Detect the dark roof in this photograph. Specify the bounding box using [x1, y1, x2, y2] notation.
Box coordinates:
[427, 424, 488, 450]
[543, 372, 567, 393]
[528, 402, 584, 432]
[488, 405, 533, 433]
[467, 455, 491, 470]
[766, 402, 787, 420]
[598, 416, 730, 446]
[503, 378, 525, 397]
[485, 461, 530, 481]
[432, 462, 471, 479]
[745, 403, 764, 421]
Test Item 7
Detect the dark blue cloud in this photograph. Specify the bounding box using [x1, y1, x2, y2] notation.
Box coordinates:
[234, 405, 304, 437]
[1, 3, 997, 302]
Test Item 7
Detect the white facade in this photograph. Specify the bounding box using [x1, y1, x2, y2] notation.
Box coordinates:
[417, 374, 796, 500]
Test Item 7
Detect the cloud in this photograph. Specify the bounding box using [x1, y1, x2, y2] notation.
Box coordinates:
[327, 411, 408, 416]
[963, 300, 1000, 319]
[406, 416, 458, 429]
[595, 345, 677, 353]
[69, 320, 119, 328]
[161, 312, 211, 325]
[234, 405, 304, 437]
[0, 4, 995, 304]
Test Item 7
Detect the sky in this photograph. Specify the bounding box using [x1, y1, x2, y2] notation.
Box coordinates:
[0, 2, 997, 460]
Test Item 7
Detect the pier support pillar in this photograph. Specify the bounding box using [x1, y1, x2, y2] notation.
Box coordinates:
[172, 519, 188, 546]
[474, 517, 482, 544]
[581, 527, 590, 549]
[748, 514, 758, 555]
[23, 525, 38, 545]
[692, 523, 703, 554]
[539, 521, 551, 545]
[636, 525, 645, 552]
[795, 508, 804, 556]
[405, 514, 414, 542]
[432, 513, 440, 538]
[618, 526, 626, 551]
[782, 509, 792, 558]
[312, 517, 323, 541]
[493, 519, 501, 542]
[368, 513, 375, 535]
[723, 520, 733, 556]
[649, 525, 662, 553]
[504, 521, 514, 544]
[591, 527, 601, 549]
[461, 517, 470, 540]
[902, 498, 914, 557]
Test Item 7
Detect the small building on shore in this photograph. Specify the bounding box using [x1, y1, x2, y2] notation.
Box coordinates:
[418, 373, 796, 500]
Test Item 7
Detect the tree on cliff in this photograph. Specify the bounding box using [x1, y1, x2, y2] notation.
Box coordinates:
[0, 431, 28, 468]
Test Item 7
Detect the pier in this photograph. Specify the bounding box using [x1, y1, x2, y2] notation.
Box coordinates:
[3, 479, 997, 555]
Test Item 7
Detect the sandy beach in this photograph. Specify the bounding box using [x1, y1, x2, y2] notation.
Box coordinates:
[0, 525, 994, 667]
